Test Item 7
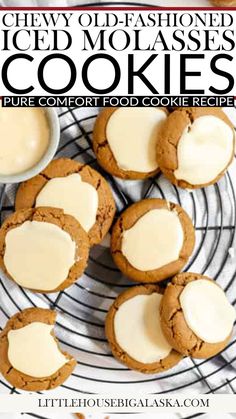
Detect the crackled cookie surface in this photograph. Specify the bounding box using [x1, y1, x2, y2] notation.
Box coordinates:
[0, 207, 89, 293]
[160, 273, 236, 358]
[211, 0, 236, 5]
[0, 308, 76, 391]
[105, 285, 182, 373]
[111, 199, 195, 283]
[15, 158, 116, 246]
[93, 107, 168, 179]
[157, 107, 235, 189]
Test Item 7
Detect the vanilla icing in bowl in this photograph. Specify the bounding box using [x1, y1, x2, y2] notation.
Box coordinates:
[0, 107, 50, 176]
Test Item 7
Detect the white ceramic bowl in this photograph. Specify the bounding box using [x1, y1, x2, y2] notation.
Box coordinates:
[0, 108, 60, 184]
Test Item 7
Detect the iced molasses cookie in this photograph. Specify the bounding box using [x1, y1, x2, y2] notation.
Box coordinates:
[0, 308, 76, 391]
[160, 273, 236, 358]
[111, 199, 195, 283]
[93, 107, 168, 180]
[0, 207, 89, 293]
[15, 158, 116, 246]
[106, 285, 182, 373]
[156, 107, 235, 189]
[211, 0, 236, 5]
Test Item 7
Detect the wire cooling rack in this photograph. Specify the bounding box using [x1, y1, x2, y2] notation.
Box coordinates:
[0, 104, 236, 419]
[0, 4, 236, 419]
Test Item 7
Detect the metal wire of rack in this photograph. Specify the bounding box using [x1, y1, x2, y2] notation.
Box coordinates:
[0, 3, 236, 419]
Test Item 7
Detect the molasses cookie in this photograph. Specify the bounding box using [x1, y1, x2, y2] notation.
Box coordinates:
[111, 199, 195, 283]
[160, 273, 236, 358]
[15, 158, 116, 246]
[211, 0, 236, 5]
[0, 308, 76, 391]
[0, 207, 89, 293]
[93, 107, 168, 180]
[105, 285, 182, 373]
[156, 107, 235, 189]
